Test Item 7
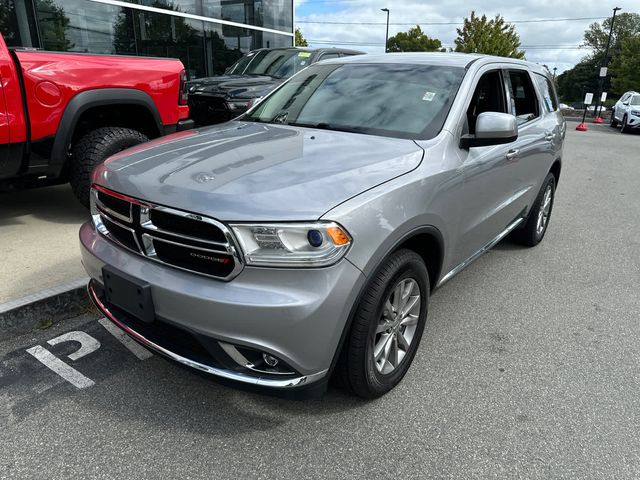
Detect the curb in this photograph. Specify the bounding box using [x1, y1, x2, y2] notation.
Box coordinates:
[0, 277, 93, 338]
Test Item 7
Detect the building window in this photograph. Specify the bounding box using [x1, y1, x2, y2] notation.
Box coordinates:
[0, 0, 293, 79]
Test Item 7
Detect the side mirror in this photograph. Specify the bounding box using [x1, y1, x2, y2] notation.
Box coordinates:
[460, 112, 518, 149]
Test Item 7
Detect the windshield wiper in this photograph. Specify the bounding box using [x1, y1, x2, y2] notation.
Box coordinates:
[285, 122, 366, 134]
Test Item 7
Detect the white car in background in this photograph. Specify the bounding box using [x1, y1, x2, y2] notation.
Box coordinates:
[611, 91, 640, 133]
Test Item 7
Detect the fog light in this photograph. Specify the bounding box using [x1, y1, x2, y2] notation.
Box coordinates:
[263, 353, 279, 367]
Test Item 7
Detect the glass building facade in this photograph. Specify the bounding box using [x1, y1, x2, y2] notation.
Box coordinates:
[0, 0, 294, 78]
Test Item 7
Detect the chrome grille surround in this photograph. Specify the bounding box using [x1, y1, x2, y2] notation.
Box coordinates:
[90, 185, 244, 281]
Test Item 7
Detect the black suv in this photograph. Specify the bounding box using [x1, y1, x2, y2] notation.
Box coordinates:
[187, 47, 364, 126]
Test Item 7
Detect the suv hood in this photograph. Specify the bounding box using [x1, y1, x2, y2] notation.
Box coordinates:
[94, 122, 424, 221]
[187, 75, 282, 99]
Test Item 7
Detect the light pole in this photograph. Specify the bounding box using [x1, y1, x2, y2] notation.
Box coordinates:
[594, 6, 621, 122]
[553, 67, 557, 80]
[381, 8, 389, 53]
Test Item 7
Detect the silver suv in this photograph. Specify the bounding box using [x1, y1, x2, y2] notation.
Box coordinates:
[611, 91, 640, 133]
[81, 53, 565, 398]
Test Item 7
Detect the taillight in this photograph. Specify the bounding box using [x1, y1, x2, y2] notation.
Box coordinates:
[179, 69, 188, 105]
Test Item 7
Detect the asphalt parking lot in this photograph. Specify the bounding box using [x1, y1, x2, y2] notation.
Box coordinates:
[1, 123, 639, 479]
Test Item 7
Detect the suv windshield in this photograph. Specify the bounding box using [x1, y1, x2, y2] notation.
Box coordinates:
[243, 63, 466, 140]
[226, 49, 313, 79]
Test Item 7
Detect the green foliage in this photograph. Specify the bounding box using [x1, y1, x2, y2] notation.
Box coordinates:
[556, 57, 600, 103]
[583, 13, 640, 58]
[295, 28, 308, 47]
[387, 25, 442, 52]
[610, 36, 640, 93]
[454, 11, 525, 59]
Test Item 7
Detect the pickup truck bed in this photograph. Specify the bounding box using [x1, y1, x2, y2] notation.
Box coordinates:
[0, 33, 192, 206]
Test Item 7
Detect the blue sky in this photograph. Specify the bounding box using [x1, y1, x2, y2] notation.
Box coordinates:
[294, 0, 639, 73]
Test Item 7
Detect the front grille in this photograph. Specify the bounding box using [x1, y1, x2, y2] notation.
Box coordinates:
[91, 186, 242, 280]
[188, 94, 232, 126]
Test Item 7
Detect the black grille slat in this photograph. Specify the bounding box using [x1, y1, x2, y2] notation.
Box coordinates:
[97, 191, 130, 219]
[101, 216, 139, 252]
[149, 209, 227, 244]
[153, 240, 235, 277]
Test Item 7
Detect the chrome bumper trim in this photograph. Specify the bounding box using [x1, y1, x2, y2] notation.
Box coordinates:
[87, 283, 328, 389]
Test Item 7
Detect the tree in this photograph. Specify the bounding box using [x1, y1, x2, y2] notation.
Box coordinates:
[454, 11, 524, 59]
[295, 28, 308, 47]
[610, 36, 640, 93]
[387, 25, 442, 52]
[556, 56, 601, 103]
[583, 13, 640, 58]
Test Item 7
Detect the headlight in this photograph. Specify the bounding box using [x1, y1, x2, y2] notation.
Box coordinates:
[230, 222, 351, 267]
[228, 100, 250, 110]
[631, 110, 640, 117]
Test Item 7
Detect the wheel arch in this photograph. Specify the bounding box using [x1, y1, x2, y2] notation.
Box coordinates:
[549, 158, 561, 186]
[327, 225, 445, 387]
[50, 88, 163, 176]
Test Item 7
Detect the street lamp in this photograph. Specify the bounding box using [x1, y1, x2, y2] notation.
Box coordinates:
[553, 67, 557, 80]
[594, 6, 622, 122]
[381, 8, 389, 53]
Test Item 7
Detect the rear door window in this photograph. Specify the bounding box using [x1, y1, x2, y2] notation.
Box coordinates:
[505, 70, 540, 125]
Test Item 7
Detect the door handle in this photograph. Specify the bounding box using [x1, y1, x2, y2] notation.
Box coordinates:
[506, 149, 520, 161]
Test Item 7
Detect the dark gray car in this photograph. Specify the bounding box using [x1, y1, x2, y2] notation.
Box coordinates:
[187, 47, 364, 127]
[81, 53, 565, 398]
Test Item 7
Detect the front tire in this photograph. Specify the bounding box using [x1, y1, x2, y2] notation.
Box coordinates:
[512, 173, 555, 247]
[621, 115, 629, 134]
[70, 127, 148, 208]
[336, 249, 429, 398]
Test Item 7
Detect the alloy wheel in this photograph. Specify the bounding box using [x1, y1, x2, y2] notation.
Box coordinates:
[536, 184, 553, 237]
[373, 278, 421, 374]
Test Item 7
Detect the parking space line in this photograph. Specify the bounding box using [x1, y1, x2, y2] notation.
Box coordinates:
[26, 346, 95, 389]
[98, 318, 153, 360]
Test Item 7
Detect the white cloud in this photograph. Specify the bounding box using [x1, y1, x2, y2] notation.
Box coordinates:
[295, 0, 638, 72]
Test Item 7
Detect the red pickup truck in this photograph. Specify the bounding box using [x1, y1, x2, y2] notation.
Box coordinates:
[0, 33, 192, 206]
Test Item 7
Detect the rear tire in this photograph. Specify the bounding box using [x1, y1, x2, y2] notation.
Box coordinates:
[610, 112, 618, 127]
[70, 127, 148, 208]
[335, 249, 429, 399]
[511, 173, 555, 247]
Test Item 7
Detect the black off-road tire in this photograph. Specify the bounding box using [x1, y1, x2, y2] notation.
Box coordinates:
[70, 127, 148, 208]
[511, 173, 556, 247]
[335, 249, 429, 399]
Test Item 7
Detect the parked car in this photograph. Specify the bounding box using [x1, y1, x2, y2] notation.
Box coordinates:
[559, 103, 574, 110]
[611, 91, 640, 133]
[186, 47, 364, 126]
[82, 53, 565, 398]
[0, 33, 192, 206]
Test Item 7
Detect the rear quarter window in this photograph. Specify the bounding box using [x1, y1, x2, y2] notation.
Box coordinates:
[533, 73, 559, 112]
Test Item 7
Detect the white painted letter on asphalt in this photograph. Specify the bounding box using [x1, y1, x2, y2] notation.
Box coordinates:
[26, 346, 95, 389]
[47, 331, 101, 361]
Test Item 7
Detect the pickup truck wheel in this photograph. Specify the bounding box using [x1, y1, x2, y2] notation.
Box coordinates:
[511, 173, 555, 247]
[336, 249, 429, 398]
[70, 127, 148, 207]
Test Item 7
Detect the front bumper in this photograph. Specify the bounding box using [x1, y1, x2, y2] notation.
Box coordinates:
[80, 222, 366, 389]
